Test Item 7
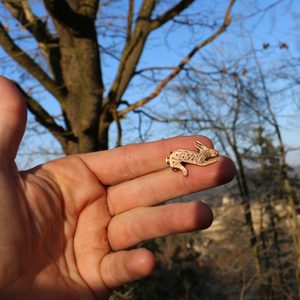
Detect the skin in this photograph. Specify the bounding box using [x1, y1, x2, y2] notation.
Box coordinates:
[0, 77, 235, 299]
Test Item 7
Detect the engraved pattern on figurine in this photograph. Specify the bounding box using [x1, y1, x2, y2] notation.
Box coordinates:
[166, 141, 219, 176]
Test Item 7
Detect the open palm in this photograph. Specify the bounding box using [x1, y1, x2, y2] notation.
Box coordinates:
[0, 77, 235, 299]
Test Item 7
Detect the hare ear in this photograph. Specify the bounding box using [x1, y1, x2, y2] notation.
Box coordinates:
[195, 141, 205, 150]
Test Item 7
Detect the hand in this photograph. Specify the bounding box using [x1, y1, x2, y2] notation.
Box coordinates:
[0, 77, 235, 299]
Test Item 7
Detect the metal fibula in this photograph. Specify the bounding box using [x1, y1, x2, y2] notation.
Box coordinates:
[166, 141, 219, 176]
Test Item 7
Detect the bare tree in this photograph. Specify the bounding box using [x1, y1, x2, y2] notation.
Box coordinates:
[155, 45, 300, 298]
[0, 0, 235, 154]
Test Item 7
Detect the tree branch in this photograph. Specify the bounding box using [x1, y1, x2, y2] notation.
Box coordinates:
[77, 0, 99, 17]
[118, 0, 236, 117]
[3, 1, 55, 45]
[14, 82, 77, 144]
[43, 0, 96, 36]
[104, 0, 156, 106]
[135, 66, 177, 74]
[126, 0, 134, 43]
[150, 0, 195, 31]
[3, 0, 64, 86]
[0, 22, 66, 102]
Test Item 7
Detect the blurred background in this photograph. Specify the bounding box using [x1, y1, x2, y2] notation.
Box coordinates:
[0, 0, 299, 299]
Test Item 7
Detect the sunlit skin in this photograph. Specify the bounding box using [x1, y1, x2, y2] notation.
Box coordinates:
[0, 77, 235, 299]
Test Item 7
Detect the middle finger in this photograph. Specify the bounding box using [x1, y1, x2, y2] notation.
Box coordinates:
[107, 156, 235, 216]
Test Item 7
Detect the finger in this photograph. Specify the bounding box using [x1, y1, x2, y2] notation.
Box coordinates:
[79, 135, 214, 185]
[0, 77, 27, 160]
[107, 155, 235, 215]
[100, 248, 155, 289]
[107, 201, 213, 250]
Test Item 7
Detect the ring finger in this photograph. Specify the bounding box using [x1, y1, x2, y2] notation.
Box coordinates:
[107, 200, 213, 250]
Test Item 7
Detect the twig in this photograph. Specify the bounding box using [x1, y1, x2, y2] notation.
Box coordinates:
[118, 0, 236, 117]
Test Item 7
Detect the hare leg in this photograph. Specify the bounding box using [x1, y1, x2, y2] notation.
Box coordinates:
[172, 162, 188, 176]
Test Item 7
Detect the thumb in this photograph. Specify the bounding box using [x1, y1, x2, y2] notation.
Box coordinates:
[0, 76, 27, 160]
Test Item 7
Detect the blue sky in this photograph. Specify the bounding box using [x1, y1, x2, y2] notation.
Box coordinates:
[0, 0, 299, 167]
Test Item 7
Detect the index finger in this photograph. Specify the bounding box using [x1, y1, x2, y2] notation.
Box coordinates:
[79, 136, 214, 185]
